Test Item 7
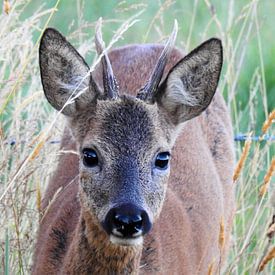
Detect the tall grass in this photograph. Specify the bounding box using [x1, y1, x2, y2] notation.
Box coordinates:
[0, 0, 274, 274]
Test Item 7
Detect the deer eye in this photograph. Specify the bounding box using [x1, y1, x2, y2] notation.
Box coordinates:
[82, 148, 99, 167]
[155, 152, 170, 170]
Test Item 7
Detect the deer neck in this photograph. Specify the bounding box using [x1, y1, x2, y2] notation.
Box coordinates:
[63, 207, 142, 274]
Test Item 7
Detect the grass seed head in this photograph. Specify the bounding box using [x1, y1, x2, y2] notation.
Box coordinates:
[3, 0, 11, 15]
[259, 158, 275, 197]
[262, 109, 275, 134]
[258, 246, 275, 272]
[233, 137, 252, 182]
[219, 217, 225, 250]
[207, 258, 215, 275]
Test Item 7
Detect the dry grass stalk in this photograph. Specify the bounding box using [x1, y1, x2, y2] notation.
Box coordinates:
[258, 246, 275, 272]
[207, 259, 215, 275]
[233, 137, 252, 182]
[259, 158, 275, 197]
[29, 131, 51, 150]
[262, 109, 275, 134]
[40, 186, 63, 222]
[0, 125, 3, 139]
[219, 217, 225, 250]
[30, 139, 46, 161]
[3, 0, 11, 15]
[29, 132, 44, 147]
[36, 182, 42, 216]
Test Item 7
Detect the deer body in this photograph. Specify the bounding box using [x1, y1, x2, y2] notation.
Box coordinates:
[33, 24, 235, 274]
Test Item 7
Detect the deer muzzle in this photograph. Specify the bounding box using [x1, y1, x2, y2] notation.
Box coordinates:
[102, 203, 152, 245]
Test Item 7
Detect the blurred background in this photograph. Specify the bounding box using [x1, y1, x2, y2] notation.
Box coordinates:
[21, 0, 275, 131]
[0, 0, 274, 274]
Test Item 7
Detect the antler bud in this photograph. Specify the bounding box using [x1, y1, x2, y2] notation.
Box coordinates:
[95, 18, 119, 99]
[137, 20, 178, 102]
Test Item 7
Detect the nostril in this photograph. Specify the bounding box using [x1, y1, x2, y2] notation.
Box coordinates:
[114, 214, 143, 237]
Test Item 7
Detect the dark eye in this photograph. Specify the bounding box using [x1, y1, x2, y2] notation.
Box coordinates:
[82, 148, 99, 167]
[155, 152, 170, 170]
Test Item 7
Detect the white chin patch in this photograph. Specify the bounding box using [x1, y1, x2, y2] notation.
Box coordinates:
[110, 235, 143, 246]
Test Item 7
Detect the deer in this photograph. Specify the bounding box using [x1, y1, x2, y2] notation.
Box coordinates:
[32, 20, 235, 274]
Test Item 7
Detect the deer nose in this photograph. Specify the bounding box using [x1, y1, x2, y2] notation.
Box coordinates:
[103, 203, 152, 238]
[114, 213, 143, 237]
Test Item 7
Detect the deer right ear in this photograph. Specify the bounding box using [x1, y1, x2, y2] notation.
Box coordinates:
[156, 38, 223, 125]
[39, 28, 98, 116]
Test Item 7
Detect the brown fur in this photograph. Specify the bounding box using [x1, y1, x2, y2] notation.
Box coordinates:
[33, 35, 235, 274]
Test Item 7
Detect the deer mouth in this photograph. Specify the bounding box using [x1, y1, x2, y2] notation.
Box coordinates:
[110, 234, 143, 246]
[108, 217, 145, 246]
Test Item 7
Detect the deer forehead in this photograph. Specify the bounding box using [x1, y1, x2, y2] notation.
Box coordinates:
[73, 96, 172, 156]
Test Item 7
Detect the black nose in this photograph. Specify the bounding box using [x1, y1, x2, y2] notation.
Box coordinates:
[102, 203, 152, 238]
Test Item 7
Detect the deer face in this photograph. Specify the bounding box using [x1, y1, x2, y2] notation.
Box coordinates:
[70, 98, 174, 245]
[39, 21, 222, 246]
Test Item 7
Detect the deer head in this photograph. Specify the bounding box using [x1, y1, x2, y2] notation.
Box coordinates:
[39, 21, 222, 246]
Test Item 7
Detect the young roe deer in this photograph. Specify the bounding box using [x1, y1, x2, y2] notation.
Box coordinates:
[32, 21, 235, 274]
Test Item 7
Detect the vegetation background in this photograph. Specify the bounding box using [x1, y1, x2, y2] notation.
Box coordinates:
[0, 0, 274, 274]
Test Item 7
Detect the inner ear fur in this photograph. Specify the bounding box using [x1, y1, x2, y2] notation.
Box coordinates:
[156, 38, 223, 124]
[39, 28, 96, 116]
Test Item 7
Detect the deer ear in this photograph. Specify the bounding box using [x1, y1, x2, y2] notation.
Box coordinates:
[156, 38, 223, 124]
[39, 28, 96, 116]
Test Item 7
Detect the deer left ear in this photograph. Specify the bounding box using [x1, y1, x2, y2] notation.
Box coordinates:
[155, 38, 223, 125]
[39, 28, 98, 117]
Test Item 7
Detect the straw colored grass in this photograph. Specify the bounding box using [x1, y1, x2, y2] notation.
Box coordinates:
[219, 217, 225, 250]
[259, 158, 275, 197]
[258, 247, 275, 272]
[262, 110, 275, 135]
[207, 259, 215, 275]
[3, 0, 11, 15]
[233, 137, 252, 182]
